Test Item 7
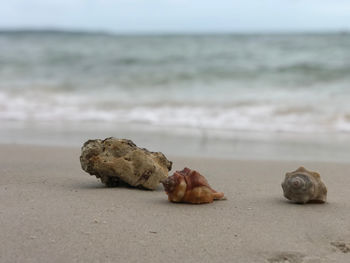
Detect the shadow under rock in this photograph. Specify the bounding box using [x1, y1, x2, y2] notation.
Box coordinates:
[75, 179, 165, 192]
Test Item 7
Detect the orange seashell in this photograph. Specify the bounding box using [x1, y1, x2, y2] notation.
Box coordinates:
[161, 167, 225, 204]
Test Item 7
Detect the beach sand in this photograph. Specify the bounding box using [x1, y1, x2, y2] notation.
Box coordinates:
[1, 144, 350, 263]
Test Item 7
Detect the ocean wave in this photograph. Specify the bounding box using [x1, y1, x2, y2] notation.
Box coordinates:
[1, 91, 350, 134]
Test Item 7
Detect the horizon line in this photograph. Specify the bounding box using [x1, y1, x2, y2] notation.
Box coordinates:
[0, 27, 349, 36]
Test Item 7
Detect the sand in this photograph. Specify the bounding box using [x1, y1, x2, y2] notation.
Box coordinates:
[1, 144, 350, 263]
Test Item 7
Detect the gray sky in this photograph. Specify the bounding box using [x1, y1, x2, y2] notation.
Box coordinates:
[1, 0, 350, 33]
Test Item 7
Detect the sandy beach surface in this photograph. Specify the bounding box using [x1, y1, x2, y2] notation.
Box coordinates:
[1, 144, 350, 263]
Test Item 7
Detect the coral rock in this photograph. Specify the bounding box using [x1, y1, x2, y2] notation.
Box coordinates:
[161, 167, 225, 204]
[80, 138, 172, 190]
[281, 166, 327, 204]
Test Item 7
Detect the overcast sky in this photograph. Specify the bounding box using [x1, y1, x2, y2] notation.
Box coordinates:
[1, 0, 350, 33]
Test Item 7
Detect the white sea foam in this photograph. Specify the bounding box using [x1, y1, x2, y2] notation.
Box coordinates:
[1, 90, 350, 134]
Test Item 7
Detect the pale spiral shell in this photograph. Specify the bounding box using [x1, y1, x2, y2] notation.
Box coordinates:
[281, 167, 327, 204]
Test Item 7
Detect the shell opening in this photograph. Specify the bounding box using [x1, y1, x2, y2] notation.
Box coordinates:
[161, 177, 177, 193]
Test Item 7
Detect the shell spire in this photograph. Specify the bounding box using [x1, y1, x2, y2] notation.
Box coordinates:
[281, 166, 327, 204]
[161, 167, 225, 204]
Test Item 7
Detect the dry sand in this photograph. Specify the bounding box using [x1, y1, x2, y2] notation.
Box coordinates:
[1, 144, 350, 263]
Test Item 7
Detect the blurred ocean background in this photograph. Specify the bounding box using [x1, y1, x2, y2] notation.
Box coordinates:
[1, 31, 350, 161]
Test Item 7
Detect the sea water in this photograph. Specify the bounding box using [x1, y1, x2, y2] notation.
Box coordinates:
[1, 31, 350, 160]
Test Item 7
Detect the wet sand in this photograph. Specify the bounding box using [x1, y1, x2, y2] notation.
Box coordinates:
[1, 144, 350, 262]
